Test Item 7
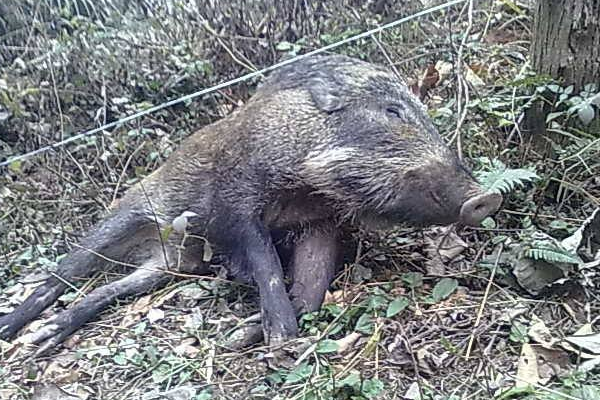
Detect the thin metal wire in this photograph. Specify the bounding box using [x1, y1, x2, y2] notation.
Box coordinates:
[0, 0, 466, 167]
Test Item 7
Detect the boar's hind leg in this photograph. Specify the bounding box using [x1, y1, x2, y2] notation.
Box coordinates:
[0, 209, 145, 341]
[21, 258, 172, 356]
[289, 226, 340, 314]
[231, 219, 298, 346]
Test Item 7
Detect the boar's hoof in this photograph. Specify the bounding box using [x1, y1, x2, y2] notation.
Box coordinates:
[18, 311, 82, 356]
[0, 315, 21, 341]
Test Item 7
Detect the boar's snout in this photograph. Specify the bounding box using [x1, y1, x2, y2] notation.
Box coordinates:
[459, 192, 502, 226]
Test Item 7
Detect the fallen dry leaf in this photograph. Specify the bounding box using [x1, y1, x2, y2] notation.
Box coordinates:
[203, 339, 216, 383]
[465, 65, 485, 87]
[515, 343, 539, 388]
[42, 356, 80, 385]
[528, 316, 559, 349]
[404, 382, 422, 400]
[561, 323, 594, 355]
[322, 288, 360, 306]
[564, 332, 600, 355]
[562, 207, 599, 261]
[434, 60, 453, 84]
[147, 308, 165, 324]
[335, 331, 363, 355]
[511, 257, 566, 295]
[580, 356, 600, 373]
[416, 346, 448, 375]
[31, 384, 81, 400]
[534, 347, 571, 383]
[500, 304, 529, 322]
[423, 226, 467, 275]
[484, 29, 522, 44]
[120, 294, 153, 327]
[142, 385, 197, 400]
[173, 338, 200, 358]
[410, 64, 439, 100]
[516, 343, 570, 387]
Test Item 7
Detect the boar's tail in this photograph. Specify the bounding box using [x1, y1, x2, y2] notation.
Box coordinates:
[0, 207, 147, 340]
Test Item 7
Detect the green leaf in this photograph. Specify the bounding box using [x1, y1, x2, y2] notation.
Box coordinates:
[339, 372, 361, 388]
[577, 103, 595, 125]
[316, 339, 339, 354]
[362, 378, 384, 398]
[401, 272, 423, 288]
[161, 225, 174, 241]
[432, 278, 458, 302]
[481, 217, 496, 229]
[509, 321, 529, 343]
[495, 384, 535, 399]
[386, 297, 409, 318]
[267, 371, 284, 384]
[523, 246, 581, 264]
[571, 385, 600, 399]
[546, 84, 561, 93]
[133, 321, 147, 335]
[8, 160, 22, 173]
[285, 362, 313, 384]
[564, 85, 574, 95]
[549, 220, 569, 230]
[202, 240, 213, 262]
[195, 389, 212, 400]
[113, 352, 127, 365]
[491, 235, 509, 245]
[250, 385, 268, 394]
[355, 313, 373, 334]
[276, 41, 293, 51]
[475, 164, 539, 194]
[366, 295, 387, 311]
[545, 111, 564, 123]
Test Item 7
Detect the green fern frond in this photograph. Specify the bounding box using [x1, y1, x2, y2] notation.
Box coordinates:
[475, 166, 539, 194]
[522, 246, 581, 264]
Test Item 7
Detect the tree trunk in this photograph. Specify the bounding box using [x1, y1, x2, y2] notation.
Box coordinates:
[526, 0, 600, 147]
[532, 0, 600, 91]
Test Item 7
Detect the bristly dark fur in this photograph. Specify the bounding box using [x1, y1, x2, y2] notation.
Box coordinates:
[0, 54, 500, 350]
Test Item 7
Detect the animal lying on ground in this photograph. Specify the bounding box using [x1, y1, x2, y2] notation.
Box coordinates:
[0, 54, 502, 354]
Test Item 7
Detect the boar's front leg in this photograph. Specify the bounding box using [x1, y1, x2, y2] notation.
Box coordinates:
[226, 225, 339, 348]
[21, 265, 171, 355]
[229, 218, 298, 345]
[289, 225, 340, 314]
[0, 208, 145, 341]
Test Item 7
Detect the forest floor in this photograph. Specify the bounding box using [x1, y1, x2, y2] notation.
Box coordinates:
[1, 1, 599, 399]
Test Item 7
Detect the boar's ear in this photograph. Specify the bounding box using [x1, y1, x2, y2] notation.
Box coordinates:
[309, 78, 346, 112]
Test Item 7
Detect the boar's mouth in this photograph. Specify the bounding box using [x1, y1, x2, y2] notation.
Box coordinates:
[459, 192, 503, 227]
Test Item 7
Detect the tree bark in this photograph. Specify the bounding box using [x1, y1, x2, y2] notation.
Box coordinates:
[532, 0, 600, 91]
[526, 0, 600, 148]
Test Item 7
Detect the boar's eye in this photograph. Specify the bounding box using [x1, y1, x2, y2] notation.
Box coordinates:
[385, 105, 404, 119]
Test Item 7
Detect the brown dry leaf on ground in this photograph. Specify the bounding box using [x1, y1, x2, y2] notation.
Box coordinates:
[173, 338, 201, 358]
[30, 384, 82, 400]
[335, 331, 363, 355]
[120, 294, 153, 327]
[423, 226, 468, 276]
[516, 343, 539, 387]
[516, 343, 571, 387]
[41, 354, 80, 386]
[564, 329, 600, 355]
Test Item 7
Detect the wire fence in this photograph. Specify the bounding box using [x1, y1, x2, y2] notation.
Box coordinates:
[0, 0, 467, 168]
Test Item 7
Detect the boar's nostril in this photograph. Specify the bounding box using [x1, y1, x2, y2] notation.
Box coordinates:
[459, 192, 503, 226]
